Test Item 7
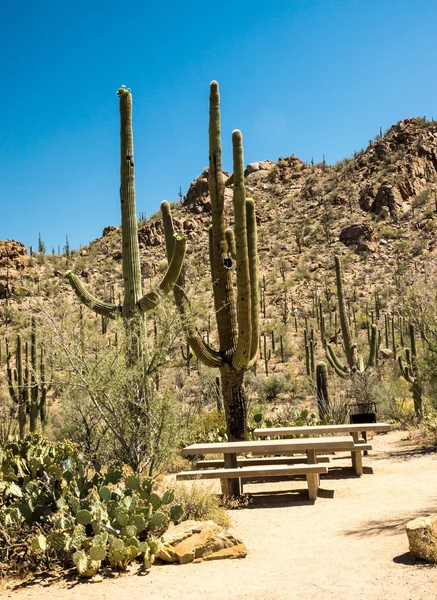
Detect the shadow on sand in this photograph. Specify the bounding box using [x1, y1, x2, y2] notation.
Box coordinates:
[341, 505, 437, 538]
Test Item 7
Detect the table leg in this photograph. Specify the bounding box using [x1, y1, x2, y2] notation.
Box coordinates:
[221, 453, 241, 498]
[306, 449, 320, 496]
[362, 431, 368, 456]
[351, 432, 363, 476]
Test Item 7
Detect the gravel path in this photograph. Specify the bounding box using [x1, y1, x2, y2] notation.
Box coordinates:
[5, 430, 437, 600]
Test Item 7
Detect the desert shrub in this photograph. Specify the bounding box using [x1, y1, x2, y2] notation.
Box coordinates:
[173, 482, 230, 528]
[260, 376, 288, 401]
[39, 298, 183, 475]
[181, 408, 227, 446]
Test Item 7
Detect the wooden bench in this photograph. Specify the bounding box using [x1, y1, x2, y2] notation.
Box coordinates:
[177, 464, 329, 501]
[194, 455, 331, 468]
[180, 436, 356, 498]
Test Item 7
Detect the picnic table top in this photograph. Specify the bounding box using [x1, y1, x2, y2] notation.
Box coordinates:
[181, 435, 355, 456]
[254, 422, 392, 438]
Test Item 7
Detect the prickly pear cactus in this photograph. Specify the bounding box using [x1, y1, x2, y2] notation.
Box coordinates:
[3, 436, 184, 578]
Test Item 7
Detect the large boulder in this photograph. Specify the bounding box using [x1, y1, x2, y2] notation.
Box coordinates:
[157, 520, 247, 564]
[406, 514, 437, 562]
[339, 223, 373, 242]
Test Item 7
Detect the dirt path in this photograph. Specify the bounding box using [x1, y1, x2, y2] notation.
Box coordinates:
[5, 430, 437, 600]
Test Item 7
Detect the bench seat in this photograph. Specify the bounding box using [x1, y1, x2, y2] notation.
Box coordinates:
[177, 464, 329, 501]
[195, 455, 331, 468]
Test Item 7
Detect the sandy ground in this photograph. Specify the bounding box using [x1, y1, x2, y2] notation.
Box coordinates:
[4, 430, 437, 600]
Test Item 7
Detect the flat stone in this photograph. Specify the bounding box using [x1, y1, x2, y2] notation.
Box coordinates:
[193, 543, 248, 562]
[157, 520, 246, 564]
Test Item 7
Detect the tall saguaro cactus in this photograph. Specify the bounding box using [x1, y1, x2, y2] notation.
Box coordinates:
[334, 254, 355, 368]
[161, 81, 259, 449]
[326, 255, 377, 377]
[66, 87, 186, 363]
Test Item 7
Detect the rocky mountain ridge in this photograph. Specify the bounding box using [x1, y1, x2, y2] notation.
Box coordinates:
[2, 116, 437, 336]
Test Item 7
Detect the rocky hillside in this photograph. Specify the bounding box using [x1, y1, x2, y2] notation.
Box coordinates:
[1, 117, 437, 388]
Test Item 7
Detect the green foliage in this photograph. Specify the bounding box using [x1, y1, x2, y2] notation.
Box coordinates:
[0, 436, 183, 577]
[250, 409, 334, 431]
[173, 481, 230, 528]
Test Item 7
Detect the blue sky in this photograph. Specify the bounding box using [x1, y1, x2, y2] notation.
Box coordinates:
[1, 0, 437, 251]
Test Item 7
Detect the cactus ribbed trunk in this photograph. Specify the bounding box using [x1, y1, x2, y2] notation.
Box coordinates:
[118, 89, 145, 364]
[29, 319, 39, 432]
[220, 365, 247, 441]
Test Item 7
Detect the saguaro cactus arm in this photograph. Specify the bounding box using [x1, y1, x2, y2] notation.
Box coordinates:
[117, 86, 142, 319]
[231, 130, 252, 371]
[160, 201, 223, 368]
[65, 272, 121, 318]
[225, 228, 237, 260]
[398, 355, 414, 382]
[137, 234, 186, 312]
[5, 337, 19, 403]
[209, 81, 238, 350]
[246, 198, 259, 363]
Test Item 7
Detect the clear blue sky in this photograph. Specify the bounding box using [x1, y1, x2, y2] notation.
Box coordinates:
[2, 0, 436, 251]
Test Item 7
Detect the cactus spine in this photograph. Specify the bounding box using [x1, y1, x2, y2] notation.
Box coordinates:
[161, 81, 259, 458]
[66, 87, 186, 365]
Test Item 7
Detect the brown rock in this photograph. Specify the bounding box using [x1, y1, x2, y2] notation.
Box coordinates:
[373, 183, 404, 220]
[379, 348, 393, 360]
[359, 184, 376, 212]
[193, 543, 248, 562]
[406, 514, 437, 562]
[102, 225, 119, 237]
[339, 223, 373, 242]
[157, 520, 247, 565]
[0, 240, 28, 270]
[245, 162, 260, 175]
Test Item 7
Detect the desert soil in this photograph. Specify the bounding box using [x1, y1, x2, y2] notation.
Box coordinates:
[4, 430, 437, 600]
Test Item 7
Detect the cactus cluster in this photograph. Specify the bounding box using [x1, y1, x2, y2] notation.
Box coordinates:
[6, 318, 49, 437]
[0, 436, 183, 577]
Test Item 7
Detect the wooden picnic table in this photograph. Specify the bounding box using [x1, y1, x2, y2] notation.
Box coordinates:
[253, 422, 391, 474]
[180, 435, 357, 499]
[253, 422, 392, 439]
